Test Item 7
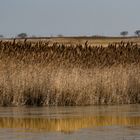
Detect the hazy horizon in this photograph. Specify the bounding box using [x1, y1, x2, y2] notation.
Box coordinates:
[0, 0, 140, 37]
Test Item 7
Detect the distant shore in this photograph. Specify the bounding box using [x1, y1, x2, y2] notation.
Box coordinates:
[1, 36, 140, 47]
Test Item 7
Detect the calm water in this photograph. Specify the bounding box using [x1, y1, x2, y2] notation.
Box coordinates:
[0, 105, 140, 140]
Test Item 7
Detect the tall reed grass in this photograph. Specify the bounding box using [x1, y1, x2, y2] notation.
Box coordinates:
[0, 40, 140, 106]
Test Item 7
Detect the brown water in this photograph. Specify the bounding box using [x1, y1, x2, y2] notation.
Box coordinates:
[0, 105, 140, 140]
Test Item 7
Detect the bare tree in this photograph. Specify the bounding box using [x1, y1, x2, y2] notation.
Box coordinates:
[135, 30, 140, 37]
[120, 31, 128, 37]
[17, 33, 28, 38]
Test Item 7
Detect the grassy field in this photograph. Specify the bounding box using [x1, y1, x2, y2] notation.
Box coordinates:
[0, 37, 140, 106]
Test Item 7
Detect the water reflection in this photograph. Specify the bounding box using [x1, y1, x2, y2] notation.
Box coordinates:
[0, 116, 140, 133]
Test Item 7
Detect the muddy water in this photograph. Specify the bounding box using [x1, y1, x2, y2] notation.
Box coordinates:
[0, 105, 140, 140]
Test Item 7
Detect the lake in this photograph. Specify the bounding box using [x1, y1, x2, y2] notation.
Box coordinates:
[0, 105, 140, 140]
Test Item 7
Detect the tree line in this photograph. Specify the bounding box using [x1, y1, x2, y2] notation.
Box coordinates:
[0, 30, 140, 38]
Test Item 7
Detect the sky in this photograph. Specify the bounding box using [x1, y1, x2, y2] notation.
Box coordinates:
[0, 0, 140, 37]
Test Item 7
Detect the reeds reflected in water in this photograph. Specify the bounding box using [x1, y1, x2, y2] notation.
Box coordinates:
[0, 116, 140, 133]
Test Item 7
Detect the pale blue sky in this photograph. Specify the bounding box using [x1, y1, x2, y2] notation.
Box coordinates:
[0, 0, 140, 37]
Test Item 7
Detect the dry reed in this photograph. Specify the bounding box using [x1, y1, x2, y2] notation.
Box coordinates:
[0, 40, 140, 106]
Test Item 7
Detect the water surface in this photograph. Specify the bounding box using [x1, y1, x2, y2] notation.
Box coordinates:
[0, 105, 140, 140]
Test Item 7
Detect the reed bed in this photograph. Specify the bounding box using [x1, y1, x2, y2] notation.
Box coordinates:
[0, 40, 140, 106]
